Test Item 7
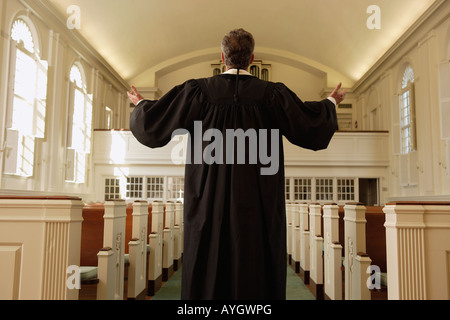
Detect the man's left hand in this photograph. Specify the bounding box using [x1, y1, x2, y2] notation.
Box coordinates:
[127, 86, 144, 106]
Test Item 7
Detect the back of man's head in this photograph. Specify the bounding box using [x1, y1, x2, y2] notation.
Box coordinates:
[221, 28, 255, 70]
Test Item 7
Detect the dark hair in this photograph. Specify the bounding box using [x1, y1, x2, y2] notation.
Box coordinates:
[221, 28, 255, 69]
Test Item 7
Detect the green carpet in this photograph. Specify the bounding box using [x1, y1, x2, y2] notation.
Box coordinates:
[151, 266, 315, 300]
[286, 266, 315, 300]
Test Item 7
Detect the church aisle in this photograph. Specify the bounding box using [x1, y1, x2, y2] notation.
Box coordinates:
[150, 266, 315, 300]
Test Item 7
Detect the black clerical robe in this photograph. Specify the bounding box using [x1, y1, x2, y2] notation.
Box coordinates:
[129, 73, 337, 300]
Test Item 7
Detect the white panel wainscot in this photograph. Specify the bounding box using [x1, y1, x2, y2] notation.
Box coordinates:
[283, 131, 390, 167]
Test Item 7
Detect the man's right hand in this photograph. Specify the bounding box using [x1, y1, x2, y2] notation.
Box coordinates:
[329, 83, 347, 105]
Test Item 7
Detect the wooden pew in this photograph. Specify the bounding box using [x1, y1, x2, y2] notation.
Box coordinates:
[297, 203, 386, 300]
[78, 203, 104, 300]
[336, 204, 387, 300]
[323, 203, 342, 300]
[79, 201, 154, 299]
[365, 206, 387, 274]
[173, 201, 184, 270]
[96, 200, 127, 300]
[291, 202, 301, 273]
[0, 196, 83, 300]
[309, 203, 324, 299]
[299, 203, 310, 284]
[80, 203, 105, 268]
[127, 201, 150, 300]
[162, 202, 175, 281]
[286, 202, 293, 265]
[337, 206, 387, 278]
[148, 201, 164, 296]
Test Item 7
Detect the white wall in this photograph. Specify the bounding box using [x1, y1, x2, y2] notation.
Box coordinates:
[354, 2, 450, 200]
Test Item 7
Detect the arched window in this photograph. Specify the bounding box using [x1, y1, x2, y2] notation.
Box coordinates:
[11, 19, 35, 53]
[399, 65, 416, 154]
[65, 63, 93, 184]
[4, 18, 48, 177]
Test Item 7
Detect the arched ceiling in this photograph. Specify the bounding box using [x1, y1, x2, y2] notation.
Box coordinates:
[46, 0, 438, 88]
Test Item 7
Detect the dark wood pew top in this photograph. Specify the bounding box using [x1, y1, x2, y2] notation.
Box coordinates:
[386, 201, 450, 206]
[0, 195, 82, 200]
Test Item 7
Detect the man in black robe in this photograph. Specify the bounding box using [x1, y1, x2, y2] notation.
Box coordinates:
[128, 28, 346, 300]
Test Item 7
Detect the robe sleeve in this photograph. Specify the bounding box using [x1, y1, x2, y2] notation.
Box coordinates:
[269, 82, 338, 151]
[129, 79, 202, 149]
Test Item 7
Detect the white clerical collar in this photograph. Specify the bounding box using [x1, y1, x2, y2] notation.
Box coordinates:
[222, 69, 252, 76]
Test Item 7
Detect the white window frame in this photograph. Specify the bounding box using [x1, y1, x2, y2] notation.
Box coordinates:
[285, 178, 291, 201]
[4, 18, 48, 178]
[315, 178, 334, 202]
[167, 176, 185, 201]
[399, 65, 417, 155]
[285, 177, 358, 205]
[65, 64, 93, 184]
[400, 83, 416, 154]
[126, 176, 144, 199]
[104, 177, 122, 201]
[146, 176, 165, 201]
[293, 178, 312, 202]
[337, 178, 356, 202]
[102, 176, 185, 202]
[397, 65, 418, 187]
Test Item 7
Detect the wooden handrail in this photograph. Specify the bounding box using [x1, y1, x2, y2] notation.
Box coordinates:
[0, 195, 82, 200]
[387, 201, 450, 206]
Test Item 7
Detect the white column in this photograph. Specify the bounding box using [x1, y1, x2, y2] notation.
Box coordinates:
[344, 203, 371, 300]
[0, 196, 83, 300]
[323, 203, 342, 300]
[127, 201, 149, 300]
[299, 203, 310, 283]
[309, 203, 324, 299]
[97, 200, 126, 300]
